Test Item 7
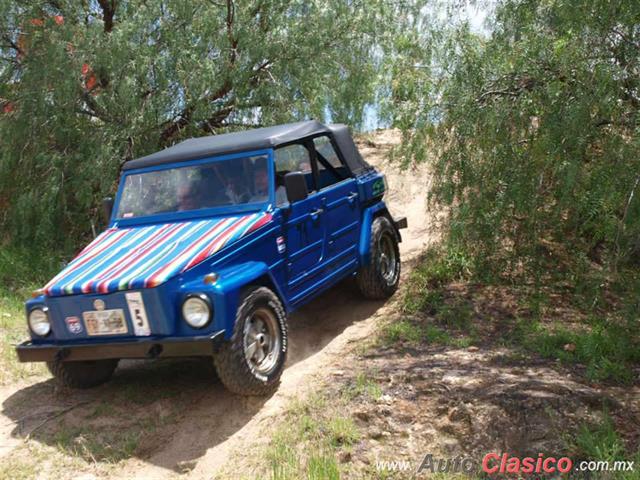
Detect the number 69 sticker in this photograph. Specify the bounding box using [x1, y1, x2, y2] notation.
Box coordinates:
[125, 292, 151, 336]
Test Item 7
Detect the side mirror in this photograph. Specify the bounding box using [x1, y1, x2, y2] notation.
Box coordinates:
[284, 172, 308, 204]
[102, 197, 114, 223]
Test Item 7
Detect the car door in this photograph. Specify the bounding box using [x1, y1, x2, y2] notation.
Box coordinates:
[311, 135, 361, 277]
[275, 144, 326, 303]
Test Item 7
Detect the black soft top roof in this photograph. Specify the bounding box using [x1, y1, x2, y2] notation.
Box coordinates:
[122, 120, 372, 175]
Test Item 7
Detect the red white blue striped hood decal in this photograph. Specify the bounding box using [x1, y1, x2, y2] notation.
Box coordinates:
[43, 212, 272, 297]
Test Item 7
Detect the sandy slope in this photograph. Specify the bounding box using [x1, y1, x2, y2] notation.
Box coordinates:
[0, 129, 436, 479]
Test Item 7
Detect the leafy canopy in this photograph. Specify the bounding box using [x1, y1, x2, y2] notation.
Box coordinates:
[394, 0, 640, 279]
[0, 0, 397, 251]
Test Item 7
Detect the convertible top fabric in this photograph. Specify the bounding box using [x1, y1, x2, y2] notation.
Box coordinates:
[329, 124, 373, 175]
[122, 120, 372, 175]
[123, 121, 329, 170]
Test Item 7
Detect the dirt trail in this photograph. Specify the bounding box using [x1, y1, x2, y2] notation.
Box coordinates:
[0, 129, 435, 479]
[115, 130, 432, 480]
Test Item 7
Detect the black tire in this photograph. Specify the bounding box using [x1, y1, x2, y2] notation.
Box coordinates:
[214, 286, 288, 396]
[46, 358, 119, 389]
[356, 216, 401, 299]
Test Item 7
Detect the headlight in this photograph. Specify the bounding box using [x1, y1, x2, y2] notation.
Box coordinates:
[28, 308, 51, 337]
[181, 294, 212, 329]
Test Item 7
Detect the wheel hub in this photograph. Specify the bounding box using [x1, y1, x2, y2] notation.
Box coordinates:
[378, 233, 398, 285]
[243, 308, 281, 375]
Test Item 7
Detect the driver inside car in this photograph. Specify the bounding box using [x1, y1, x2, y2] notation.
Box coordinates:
[176, 181, 200, 211]
[250, 168, 288, 205]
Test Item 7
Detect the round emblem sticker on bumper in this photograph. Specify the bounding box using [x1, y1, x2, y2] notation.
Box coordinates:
[65, 316, 84, 334]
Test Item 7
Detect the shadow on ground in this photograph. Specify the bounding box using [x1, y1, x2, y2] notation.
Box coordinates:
[1, 278, 384, 472]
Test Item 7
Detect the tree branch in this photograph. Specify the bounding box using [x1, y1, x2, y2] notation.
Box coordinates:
[226, 0, 237, 64]
[158, 1, 240, 144]
[97, 0, 117, 33]
[159, 81, 233, 144]
[2, 34, 23, 57]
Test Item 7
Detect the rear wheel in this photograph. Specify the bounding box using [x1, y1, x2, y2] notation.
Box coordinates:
[356, 216, 401, 299]
[47, 358, 119, 389]
[214, 286, 288, 396]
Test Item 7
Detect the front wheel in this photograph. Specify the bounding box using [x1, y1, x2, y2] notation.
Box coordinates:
[356, 216, 401, 299]
[214, 286, 288, 396]
[47, 358, 119, 389]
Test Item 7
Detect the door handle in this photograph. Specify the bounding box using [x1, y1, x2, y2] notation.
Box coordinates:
[310, 208, 323, 221]
[347, 192, 358, 204]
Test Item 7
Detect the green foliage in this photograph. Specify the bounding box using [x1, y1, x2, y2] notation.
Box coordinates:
[0, 246, 61, 293]
[402, 245, 471, 314]
[0, 247, 53, 384]
[381, 317, 473, 348]
[0, 0, 403, 253]
[514, 315, 640, 384]
[383, 319, 424, 344]
[53, 423, 143, 463]
[574, 414, 640, 480]
[265, 392, 359, 480]
[575, 415, 626, 462]
[395, 0, 640, 280]
[344, 372, 383, 400]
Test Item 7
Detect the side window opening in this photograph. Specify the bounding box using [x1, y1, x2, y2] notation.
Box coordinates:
[312, 136, 348, 189]
[274, 144, 313, 205]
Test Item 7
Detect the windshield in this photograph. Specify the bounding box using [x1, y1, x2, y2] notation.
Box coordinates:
[115, 154, 269, 219]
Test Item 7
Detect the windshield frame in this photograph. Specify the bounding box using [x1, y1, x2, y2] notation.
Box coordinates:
[110, 148, 275, 228]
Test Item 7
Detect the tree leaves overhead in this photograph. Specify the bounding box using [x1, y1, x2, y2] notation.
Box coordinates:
[0, 0, 398, 250]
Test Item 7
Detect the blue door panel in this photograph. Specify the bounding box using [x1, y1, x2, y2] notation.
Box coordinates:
[283, 177, 361, 306]
[318, 179, 361, 273]
[284, 194, 325, 297]
[289, 256, 359, 306]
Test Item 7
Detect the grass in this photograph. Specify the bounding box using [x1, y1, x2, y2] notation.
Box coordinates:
[382, 244, 480, 350]
[327, 417, 359, 448]
[395, 243, 640, 385]
[46, 403, 177, 465]
[381, 317, 479, 350]
[401, 245, 472, 316]
[0, 246, 60, 384]
[257, 390, 363, 480]
[53, 423, 143, 463]
[0, 441, 87, 480]
[511, 316, 640, 384]
[0, 286, 47, 384]
[0, 452, 38, 480]
[572, 414, 640, 480]
[39, 382, 184, 465]
[344, 371, 383, 401]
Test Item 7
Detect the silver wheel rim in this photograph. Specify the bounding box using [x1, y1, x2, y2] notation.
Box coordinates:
[378, 232, 398, 285]
[243, 307, 281, 375]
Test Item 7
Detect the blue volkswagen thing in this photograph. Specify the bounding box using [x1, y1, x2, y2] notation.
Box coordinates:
[16, 121, 407, 395]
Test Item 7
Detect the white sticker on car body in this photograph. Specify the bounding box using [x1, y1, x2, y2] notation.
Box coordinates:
[125, 291, 151, 336]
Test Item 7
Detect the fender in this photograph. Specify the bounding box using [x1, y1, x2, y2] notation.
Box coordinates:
[358, 202, 396, 267]
[207, 261, 286, 338]
[358, 202, 407, 267]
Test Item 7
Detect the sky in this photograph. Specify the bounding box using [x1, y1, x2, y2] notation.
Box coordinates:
[360, 1, 492, 131]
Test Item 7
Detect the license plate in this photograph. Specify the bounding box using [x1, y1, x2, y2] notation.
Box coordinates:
[83, 309, 128, 336]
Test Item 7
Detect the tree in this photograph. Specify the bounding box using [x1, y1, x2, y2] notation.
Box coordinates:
[395, 0, 640, 279]
[0, 0, 394, 251]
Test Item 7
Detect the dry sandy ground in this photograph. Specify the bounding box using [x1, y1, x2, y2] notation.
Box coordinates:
[0, 129, 435, 479]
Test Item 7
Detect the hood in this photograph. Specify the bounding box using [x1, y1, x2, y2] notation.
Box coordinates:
[43, 212, 272, 297]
